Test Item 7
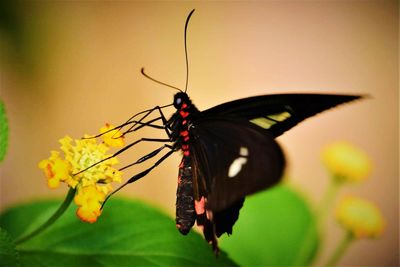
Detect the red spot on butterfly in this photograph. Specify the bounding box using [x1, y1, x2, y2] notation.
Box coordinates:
[180, 130, 189, 137]
[180, 110, 189, 118]
[195, 196, 205, 215]
[182, 144, 189, 150]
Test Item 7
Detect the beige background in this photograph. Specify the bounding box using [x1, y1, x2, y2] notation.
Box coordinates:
[0, 1, 398, 266]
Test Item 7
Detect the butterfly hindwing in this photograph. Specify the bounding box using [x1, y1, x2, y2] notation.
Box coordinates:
[190, 117, 285, 212]
[213, 197, 244, 237]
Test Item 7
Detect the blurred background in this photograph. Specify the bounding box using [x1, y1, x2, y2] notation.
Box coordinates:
[0, 1, 398, 266]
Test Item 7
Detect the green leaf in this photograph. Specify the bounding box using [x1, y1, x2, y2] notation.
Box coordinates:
[0, 227, 19, 267]
[220, 184, 319, 266]
[0, 101, 9, 162]
[0, 198, 237, 267]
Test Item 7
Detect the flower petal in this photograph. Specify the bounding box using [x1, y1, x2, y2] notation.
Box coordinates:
[74, 185, 105, 223]
[100, 123, 125, 147]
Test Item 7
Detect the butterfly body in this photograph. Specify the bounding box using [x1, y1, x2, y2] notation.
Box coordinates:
[172, 93, 199, 235]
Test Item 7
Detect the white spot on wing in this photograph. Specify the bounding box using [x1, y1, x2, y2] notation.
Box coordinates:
[240, 147, 248, 156]
[228, 146, 249, 178]
[250, 111, 291, 129]
[228, 158, 247, 177]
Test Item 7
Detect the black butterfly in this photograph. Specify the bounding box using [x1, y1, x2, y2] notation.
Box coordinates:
[97, 10, 362, 254]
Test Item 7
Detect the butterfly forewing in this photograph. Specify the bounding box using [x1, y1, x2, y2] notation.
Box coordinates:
[201, 94, 362, 137]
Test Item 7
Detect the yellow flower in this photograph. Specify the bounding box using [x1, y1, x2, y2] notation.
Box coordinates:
[38, 151, 72, 188]
[100, 123, 125, 147]
[74, 185, 105, 223]
[38, 125, 125, 222]
[336, 195, 384, 238]
[322, 141, 372, 183]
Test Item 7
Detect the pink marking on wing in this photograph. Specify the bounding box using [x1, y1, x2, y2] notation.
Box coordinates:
[195, 196, 205, 215]
[177, 176, 181, 184]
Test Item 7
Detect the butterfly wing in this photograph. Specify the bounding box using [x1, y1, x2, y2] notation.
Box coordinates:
[190, 118, 285, 212]
[189, 117, 285, 244]
[200, 93, 362, 137]
[188, 93, 362, 241]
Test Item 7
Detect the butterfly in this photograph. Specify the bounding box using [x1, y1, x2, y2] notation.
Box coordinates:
[98, 9, 363, 254]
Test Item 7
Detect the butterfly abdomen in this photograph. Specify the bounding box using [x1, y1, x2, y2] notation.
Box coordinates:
[175, 154, 195, 235]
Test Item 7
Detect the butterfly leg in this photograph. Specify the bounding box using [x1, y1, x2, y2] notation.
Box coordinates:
[74, 137, 171, 175]
[119, 144, 173, 171]
[123, 105, 173, 138]
[81, 117, 165, 141]
[154, 106, 173, 138]
[123, 117, 165, 134]
[102, 148, 174, 208]
[124, 148, 174, 184]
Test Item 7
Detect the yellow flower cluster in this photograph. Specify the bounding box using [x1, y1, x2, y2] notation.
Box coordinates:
[39, 124, 125, 223]
[336, 195, 384, 239]
[322, 141, 372, 183]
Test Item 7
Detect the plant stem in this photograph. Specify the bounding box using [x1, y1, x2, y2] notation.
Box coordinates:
[15, 188, 75, 245]
[325, 231, 354, 267]
[317, 178, 341, 225]
[311, 177, 342, 266]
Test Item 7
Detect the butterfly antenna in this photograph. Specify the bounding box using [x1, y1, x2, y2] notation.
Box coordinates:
[184, 9, 195, 93]
[140, 67, 182, 92]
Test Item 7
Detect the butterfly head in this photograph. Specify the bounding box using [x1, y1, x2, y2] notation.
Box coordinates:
[173, 92, 191, 110]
